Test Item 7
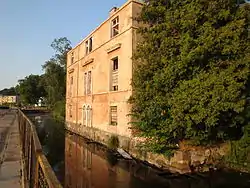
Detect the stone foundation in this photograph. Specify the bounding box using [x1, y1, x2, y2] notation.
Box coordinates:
[66, 122, 229, 174]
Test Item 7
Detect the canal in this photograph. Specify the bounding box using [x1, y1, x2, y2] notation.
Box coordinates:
[27, 113, 250, 188]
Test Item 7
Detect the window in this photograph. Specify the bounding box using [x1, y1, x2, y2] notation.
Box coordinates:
[83, 106, 86, 126]
[85, 41, 89, 55]
[87, 71, 92, 95]
[69, 105, 72, 118]
[69, 76, 73, 97]
[83, 105, 92, 127]
[87, 106, 92, 127]
[111, 16, 119, 38]
[111, 57, 118, 91]
[85, 37, 93, 55]
[71, 52, 74, 64]
[84, 73, 87, 95]
[112, 57, 118, 71]
[89, 37, 93, 52]
[110, 106, 117, 126]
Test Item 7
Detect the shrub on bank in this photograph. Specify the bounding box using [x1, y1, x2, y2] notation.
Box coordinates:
[52, 100, 65, 122]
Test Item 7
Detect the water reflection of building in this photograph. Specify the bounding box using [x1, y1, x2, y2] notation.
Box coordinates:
[65, 132, 129, 188]
[65, 132, 172, 188]
[65, 132, 250, 188]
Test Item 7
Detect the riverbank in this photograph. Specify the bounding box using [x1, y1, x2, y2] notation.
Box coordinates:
[66, 122, 250, 175]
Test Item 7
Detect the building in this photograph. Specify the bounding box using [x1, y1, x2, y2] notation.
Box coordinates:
[66, 0, 143, 140]
[0, 95, 19, 105]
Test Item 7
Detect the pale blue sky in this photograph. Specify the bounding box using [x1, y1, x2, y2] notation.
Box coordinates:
[0, 0, 127, 89]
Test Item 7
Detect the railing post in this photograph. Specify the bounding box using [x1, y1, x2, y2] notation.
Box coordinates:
[34, 155, 40, 188]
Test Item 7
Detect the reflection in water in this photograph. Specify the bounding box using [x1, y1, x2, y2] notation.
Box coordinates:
[65, 132, 169, 188]
[64, 132, 250, 188]
[28, 114, 65, 183]
[28, 113, 250, 188]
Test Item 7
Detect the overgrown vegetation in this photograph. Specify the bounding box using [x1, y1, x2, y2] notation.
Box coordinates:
[107, 135, 120, 150]
[129, 0, 250, 159]
[224, 124, 250, 171]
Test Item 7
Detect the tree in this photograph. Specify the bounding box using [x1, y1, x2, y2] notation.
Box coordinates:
[42, 37, 71, 117]
[17, 74, 45, 105]
[0, 87, 17, 96]
[129, 0, 250, 154]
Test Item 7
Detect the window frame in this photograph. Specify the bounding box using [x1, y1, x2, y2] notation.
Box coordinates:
[87, 71, 92, 95]
[111, 16, 119, 38]
[71, 52, 74, 64]
[69, 105, 72, 118]
[110, 57, 118, 91]
[85, 40, 89, 55]
[85, 37, 93, 55]
[89, 37, 93, 52]
[84, 72, 87, 95]
[110, 106, 118, 126]
[82, 105, 86, 126]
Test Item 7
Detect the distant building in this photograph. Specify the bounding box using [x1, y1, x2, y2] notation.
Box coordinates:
[66, 0, 143, 139]
[0, 95, 19, 105]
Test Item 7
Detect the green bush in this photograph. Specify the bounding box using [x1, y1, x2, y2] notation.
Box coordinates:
[224, 124, 250, 172]
[52, 100, 65, 122]
[129, 0, 250, 154]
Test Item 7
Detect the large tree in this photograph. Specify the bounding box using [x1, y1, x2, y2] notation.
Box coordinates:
[42, 37, 71, 115]
[17, 74, 45, 105]
[130, 0, 250, 154]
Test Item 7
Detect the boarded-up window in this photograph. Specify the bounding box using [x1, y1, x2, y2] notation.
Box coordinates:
[110, 106, 117, 126]
[111, 57, 118, 91]
[87, 71, 92, 94]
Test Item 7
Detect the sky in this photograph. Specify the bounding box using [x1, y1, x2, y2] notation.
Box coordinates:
[0, 0, 127, 90]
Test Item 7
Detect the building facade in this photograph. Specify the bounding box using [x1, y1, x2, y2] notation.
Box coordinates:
[0, 95, 19, 105]
[66, 0, 143, 138]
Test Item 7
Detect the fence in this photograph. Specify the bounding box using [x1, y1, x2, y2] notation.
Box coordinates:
[18, 109, 62, 188]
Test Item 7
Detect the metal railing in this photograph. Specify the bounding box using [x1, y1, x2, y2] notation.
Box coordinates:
[18, 109, 62, 188]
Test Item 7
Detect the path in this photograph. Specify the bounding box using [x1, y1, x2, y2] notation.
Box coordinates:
[0, 109, 21, 188]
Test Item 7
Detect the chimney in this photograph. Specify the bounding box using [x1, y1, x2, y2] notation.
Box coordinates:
[109, 7, 119, 16]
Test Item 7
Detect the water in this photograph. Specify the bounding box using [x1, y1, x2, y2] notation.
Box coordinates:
[28, 113, 250, 188]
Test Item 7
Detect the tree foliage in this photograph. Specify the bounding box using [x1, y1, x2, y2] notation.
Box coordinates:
[130, 0, 250, 154]
[14, 37, 71, 113]
[42, 37, 71, 115]
[0, 87, 17, 96]
[16, 74, 45, 105]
